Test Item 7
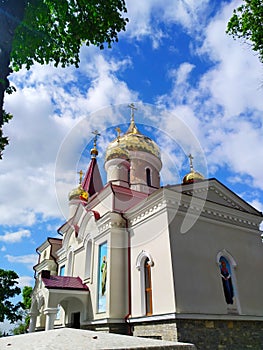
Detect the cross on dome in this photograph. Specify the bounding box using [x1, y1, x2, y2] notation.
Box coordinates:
[78, 170, 84, 184]
[90, 130, 101, 158]
[115, 127, 121, 142]
[188, 153, 194, 171]
[128, 103, 137, 122]
[92, 130, 101, 146]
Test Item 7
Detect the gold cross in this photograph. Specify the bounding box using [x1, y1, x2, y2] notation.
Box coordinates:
[78, 170, 83, 184]
[188, 154, 194, 171]
[92, 130, 101, 147]
[115, 127, 121, 142]
[128, 103, 137, 122]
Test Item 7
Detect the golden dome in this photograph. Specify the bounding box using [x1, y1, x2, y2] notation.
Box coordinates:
[68, 184, 88, 201]
[182, 170, 205, 184]
[68, 170, 88, 201]
[105, 120, 161, 162]
[182, 154, 205, 184]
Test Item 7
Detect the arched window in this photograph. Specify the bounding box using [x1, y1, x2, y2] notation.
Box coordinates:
[144, 258, 153, 315]
[136, 250, 154, 316]
[85, 240, 92, 279]
[216, 250, 241, 314]
[146, 168, 151, 186]
[219, 256, 234, 305]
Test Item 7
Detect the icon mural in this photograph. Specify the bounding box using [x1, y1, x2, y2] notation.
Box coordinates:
[219, 256, 234, 305]
[98, 242, 107, 312]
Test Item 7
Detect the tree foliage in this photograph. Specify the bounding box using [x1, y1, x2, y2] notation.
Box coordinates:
[11, 0, 128, 71]
[21, 286, 32, 310]
[11, 286, 33, 335]
[0, 110, 13, 159]
[0, 269, 22, 323]
[226, 0, 263, 63]
[0, 0, 128, 157]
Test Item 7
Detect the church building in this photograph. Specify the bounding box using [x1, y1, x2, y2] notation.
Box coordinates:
[29, 105, 263, 349]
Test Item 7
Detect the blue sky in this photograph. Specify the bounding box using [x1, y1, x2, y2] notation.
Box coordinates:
[1, 0, 263, 328]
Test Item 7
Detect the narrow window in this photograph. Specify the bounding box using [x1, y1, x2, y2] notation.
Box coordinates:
[59, 265, 65, 276]
[144, 258, 153, 315]
[219, 256, 234, 305]
[128, 168, 130, 184]
[146, 168, 151, 186]
[85, 240, 92, 279]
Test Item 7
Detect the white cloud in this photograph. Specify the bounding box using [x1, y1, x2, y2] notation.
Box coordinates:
[0, 229, 31, 243]
[2, 50, 138, 226]
[5, 254, 38, 265]
[1, 246, 6, 252]
[124, 0, 211, 45]
[156, 0, 263, 193]
[170, 62, 195, 86]
[18, 275, 34, 288]
[199, 10, 263, 117]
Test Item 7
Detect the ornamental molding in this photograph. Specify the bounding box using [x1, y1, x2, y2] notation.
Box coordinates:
[182, 183, 259, 215]
[181, 199, 259, 229]
[209, 186, 243, 210]
[77, 211, 98, 243]
[128, 198, 168, 226]
[34, 259, 57, 273]
[126, 187, 260, 229]
[136, 250, 154, 270]
[97, 212, 126, 234]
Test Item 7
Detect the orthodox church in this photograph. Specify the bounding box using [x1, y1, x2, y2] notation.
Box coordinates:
[29, 105, 263, 349]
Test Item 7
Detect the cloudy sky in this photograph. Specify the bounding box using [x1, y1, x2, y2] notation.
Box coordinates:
[0, 0, 263, 314]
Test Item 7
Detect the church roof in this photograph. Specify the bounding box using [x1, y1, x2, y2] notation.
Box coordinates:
[42, 275, 89, 291]
[169, 178, 263, 217]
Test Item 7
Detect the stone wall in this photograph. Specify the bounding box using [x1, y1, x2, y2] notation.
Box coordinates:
[133, 320, 178, 342]
[133, 319, 263, 350]
[82, 322, 130, 335]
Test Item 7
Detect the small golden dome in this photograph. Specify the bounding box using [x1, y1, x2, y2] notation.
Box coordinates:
[182, 154, 205, 184]
[90, 147, 98, 158]
[68, 184, 88, 201]
[68, 170, 88, 201]
[182, 170, 205, 184]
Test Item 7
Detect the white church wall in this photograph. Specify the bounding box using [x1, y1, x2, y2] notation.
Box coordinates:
[169, 210, 263, 318]
[130, 209, 176, 318]
[73, 246, 85, 277]
[91, 189, 114, 217]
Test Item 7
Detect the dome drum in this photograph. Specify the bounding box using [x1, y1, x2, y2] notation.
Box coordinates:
[104, 119, 162, 194]
[105, 158, 130, 188]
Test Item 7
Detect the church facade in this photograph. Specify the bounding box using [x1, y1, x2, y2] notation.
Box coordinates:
[29, 108, 263, 349]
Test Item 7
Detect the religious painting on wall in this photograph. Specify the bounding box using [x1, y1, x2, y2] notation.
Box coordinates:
[97, 242, 108, 313]
[219, 256, 234, 304]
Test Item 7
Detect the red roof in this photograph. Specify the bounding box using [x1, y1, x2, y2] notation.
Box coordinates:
[42, 276, 89, 291]
[82, 157, 103, 197]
